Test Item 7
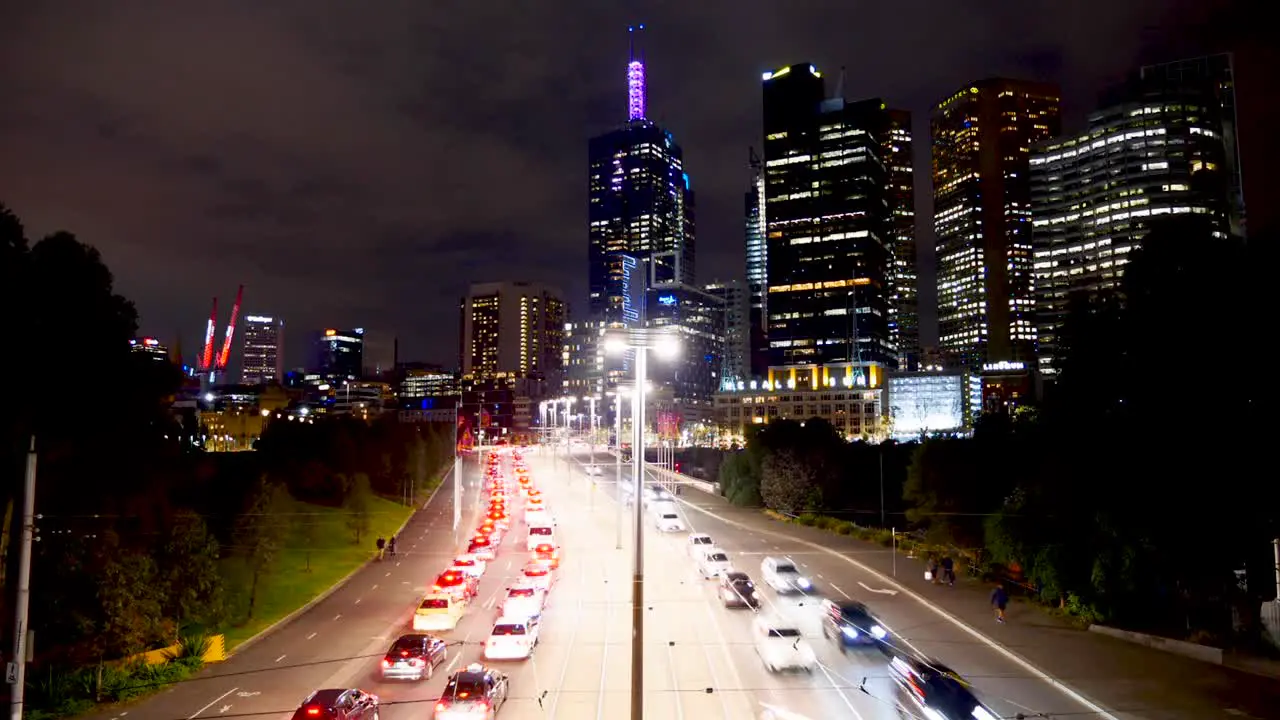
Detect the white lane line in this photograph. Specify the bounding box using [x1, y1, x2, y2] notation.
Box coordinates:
[274, 655, 286, 663]
[306, 632, 317, 640]
[371, 584, 379, 590]
[666, 639, 686, 720]
[830, 583, 851, 599]
[333, 614, 342, 621]
[701, 586, 752, 719]
[385, 571, 391, 577]
[678, 499, 1122, 720]
[815, 662, 865, 718]
[354, 598, 362, 605]
[187, 687, 237, 720]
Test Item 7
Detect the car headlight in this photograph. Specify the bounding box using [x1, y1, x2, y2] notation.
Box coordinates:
[751, 591, 760, 599]
[842, 626, 858, 639]
[870, 625, 887, 640]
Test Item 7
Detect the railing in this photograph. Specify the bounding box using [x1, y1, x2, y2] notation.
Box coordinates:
[595, 448, 720, 495]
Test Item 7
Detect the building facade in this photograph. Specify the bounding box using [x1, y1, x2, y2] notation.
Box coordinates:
[587, 48, 695, 324]
[645, 283, 725, 423]
[713, 370, 885, 443]
[241, 314, 283, 384]
[932, 78, 1061, 368]
[459, 281, 566, 395]
[397, 363, 459, 399]
[129, 337, 170, 363]
[885, 109, 920, 370]
[884, 370, 971, 440]
[744, 148, 769, 377]
[762, 64, 897, 379]
[1030, 79, 1231, 372]
[316, 328, 364, 380]
[703, 279, 749, 390]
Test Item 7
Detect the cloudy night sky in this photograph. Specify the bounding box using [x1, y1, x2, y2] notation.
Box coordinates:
[0, 1, 1265, 368]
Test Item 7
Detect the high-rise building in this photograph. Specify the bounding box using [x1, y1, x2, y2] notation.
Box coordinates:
[762, 63, 896, 382]
[744, 148, 769, 377]
[459, 281, 566, 393]
[704, 279, 749, 390]
[563, 319, 608, 398]
[588, 34, 695, 324]
[932, 78, 1061, 368]
[645, 282, 725, 423]
[885, 109, 920, 370]
[241, 314, 283, 384]
[1141, 53, 1245, 237]
[316, 328, 363, 380]
[1031, 78, 1231, 373]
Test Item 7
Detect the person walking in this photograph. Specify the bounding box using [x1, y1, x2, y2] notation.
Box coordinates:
[388, 535, 397, 557]
[940, 556, 955, 586]
[926, 556, 940, 584]
[375, 536, 386, 561]
[990, 583, 1009, 623]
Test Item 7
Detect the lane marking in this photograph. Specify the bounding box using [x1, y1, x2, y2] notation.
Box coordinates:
[830, 583, 851, 599]
[857, 581, 898, 596]
[333, 614, 342, 621]
[235, 692, 259, 698]
[678, 498, 1122, 720]
[217, 705, 232, 715]
[385, 571, 391, 577]
[274, 655, 286, 663]
[371, 584, 379, 590]
[355, 598, 362, 605]
[187, 687, 237, 720]
[306, 632, 317, 640]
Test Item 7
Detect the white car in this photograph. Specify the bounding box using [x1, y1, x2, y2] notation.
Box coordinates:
[687, 533, 714, 558]
[450, 555, 486, 579]
[754, 616, 816, 673]
[483, 616, 540, 660]
[524, 507, 549, 526]
[520, 561, 554, 591]
[655, 510, 685, 532]
[526, 525, 555, 551]
[500, 584, 547, 619]
[584, 464, 603, 476]
[697, 548, 733, 579]
[760, 556, 813, 594]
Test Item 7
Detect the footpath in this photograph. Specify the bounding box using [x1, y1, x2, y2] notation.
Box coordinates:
[674, 482, 1280, 720]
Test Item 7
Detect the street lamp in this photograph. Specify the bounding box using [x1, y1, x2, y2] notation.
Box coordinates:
[603, 327, 679, 720]
[585, 394, 601, 467]
[453, 397, 462, 532]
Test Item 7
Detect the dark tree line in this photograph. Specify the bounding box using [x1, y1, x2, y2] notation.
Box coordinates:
[720, 217, 1268, 640]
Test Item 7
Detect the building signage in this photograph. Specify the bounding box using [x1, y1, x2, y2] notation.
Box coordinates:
[658, 294, 677, 307]
[620, 254, 640, 325]
[247, 315, 273, 323]
[982, 361, 1026, 372]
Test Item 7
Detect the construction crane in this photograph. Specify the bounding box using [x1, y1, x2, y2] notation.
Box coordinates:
[199, 285, 244, 376]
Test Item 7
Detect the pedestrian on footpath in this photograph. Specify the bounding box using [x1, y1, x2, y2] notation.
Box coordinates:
[926, 556, 939, 583]
[388, 535, 397, 557]
[940, 556, 955, 586]
[375, 536, 386, 561]
[991, 583, 1009, 623]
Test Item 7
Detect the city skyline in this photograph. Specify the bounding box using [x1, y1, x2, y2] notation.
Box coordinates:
[0, 3, 1264, 368]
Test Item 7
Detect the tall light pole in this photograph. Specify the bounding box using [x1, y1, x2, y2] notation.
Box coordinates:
[603, 328, 679, 720]
[453, 398, 462, 531]
[586, 394, 600, 467]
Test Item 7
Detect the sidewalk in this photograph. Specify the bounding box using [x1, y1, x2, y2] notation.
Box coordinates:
[678, 485, 1280, 720]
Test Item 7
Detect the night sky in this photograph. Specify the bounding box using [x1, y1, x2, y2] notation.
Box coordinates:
[0, 1, 1260, 369]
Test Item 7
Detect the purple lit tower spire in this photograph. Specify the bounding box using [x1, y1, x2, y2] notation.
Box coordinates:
[627, 24, 646, 121]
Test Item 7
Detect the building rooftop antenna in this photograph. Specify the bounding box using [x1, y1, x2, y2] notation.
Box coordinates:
[627, 24, 647, 121]
[834, 65, 847, 101]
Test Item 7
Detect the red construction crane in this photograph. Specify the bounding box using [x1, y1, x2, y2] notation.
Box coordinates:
[201, 297, 218, 371]
[216, 285, 244, 371]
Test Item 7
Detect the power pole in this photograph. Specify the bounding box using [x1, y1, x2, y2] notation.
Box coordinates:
[7, 437, 37, 720]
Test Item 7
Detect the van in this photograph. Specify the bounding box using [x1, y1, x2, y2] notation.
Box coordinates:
[526, 524, 555, 551]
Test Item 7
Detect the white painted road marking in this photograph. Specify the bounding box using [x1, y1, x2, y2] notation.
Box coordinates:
[858, 581, 898, 596]
[235, 692, 259, 698]
[333, 613, 342, 621]
[355, 598, 362, 605]
[218, 705, 232, 714]
[275, 654, 286, 663]
[830, 583, 851, 599]
[306, 632, 317, 640]
[188, 687, 237, 720]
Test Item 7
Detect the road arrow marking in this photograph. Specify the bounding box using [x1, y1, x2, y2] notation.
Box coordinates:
[236, 692, 260, 698]
[858, 581, 899, 596]
[218, 706, 231, 714]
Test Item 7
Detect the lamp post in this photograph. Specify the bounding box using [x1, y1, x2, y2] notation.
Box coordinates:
[603, 327, 679, 720]
[586, 394, 600, 468]
[453, 397, 462, 532]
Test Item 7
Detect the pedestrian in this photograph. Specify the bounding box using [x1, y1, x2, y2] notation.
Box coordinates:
[926, 556, 939, 583]
[375, 536, 386, 561]
[940, 556, 955, 586]
[991, 583, 1009, 623]
[388, 535, 397, 557]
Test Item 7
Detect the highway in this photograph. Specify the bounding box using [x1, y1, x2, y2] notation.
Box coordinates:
[86, 442, 1259, 720]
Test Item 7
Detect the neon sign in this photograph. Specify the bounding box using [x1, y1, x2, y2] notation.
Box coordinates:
[658, 294, 677, 307]
[620, 254, 639, 324]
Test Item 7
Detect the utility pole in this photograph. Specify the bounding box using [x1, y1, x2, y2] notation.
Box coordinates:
[452, 400, 461, 531]
[879, 448, 886, 527]
[8, 437, 37, 720]
[615, 392, 624, 551]
[630, 351, 647, 720]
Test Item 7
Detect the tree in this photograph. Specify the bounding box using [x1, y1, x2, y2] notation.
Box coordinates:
[761, 448, 823, 515]
[233, 478, 292, 619]
[158, 511, 224, 630]
[718, 450, 762, 506]
[344, 472, 373, 544]
[94, 532, 167, 658]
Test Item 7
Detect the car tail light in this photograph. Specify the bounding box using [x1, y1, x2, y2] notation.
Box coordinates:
[381, 659, 391, 668]
[305, 707, 322, 717]
[435, 702, 447, 712]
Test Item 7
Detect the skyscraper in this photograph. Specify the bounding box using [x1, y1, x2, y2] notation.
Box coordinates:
[1141, 53, 1245, 237]
[588, 29, 695, 324]
[932, 79, 1061, 368]
[744, 148, 769, 377]
[762, 63, 896, 380]
[704, 279, 749, 389]
[1031, 77, 1232, 373]
[884, 109, 920, 370]
[459, 281, 566, 392]
[241, 314, 283, 384]
[316, 328, 363, 380]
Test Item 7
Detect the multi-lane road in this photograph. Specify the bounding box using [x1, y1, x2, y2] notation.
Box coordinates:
[85, 444, 1278, 720]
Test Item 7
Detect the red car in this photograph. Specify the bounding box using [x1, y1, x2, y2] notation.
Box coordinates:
[433, 570, 478, 600]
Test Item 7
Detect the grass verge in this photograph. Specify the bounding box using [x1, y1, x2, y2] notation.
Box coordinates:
[219, 494, 415, 649]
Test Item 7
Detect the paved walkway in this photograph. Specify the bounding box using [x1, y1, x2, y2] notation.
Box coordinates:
[677, 485, 1280, 720]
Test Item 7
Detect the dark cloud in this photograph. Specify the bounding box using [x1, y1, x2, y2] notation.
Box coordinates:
[0, 0, 1246, 366]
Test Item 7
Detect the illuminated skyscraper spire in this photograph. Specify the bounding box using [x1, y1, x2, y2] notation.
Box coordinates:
[627, 24, 646, 121]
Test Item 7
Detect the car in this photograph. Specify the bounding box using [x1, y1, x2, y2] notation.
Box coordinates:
[654, 510, 685, 532]
[520, 561, 554, 591]
[531, 543, 561, 569]
[413, 593, 464, 631]
[643, 485, 673, 506]
[687, 533, 715, 558]
[500, 583, 547, 619]
[753, 616, 816, 673]
[526, 524, 555, 551]
[584, 464, 603, 476]
[820, 598, 890, 653]
[434, 663, 509, 719]
[718, 571, 761, 608]
[433, 570, 479, 600]
[291, 689, 379, 720]
[888, 655, 999, 720]
[451, 555, 487, 579]
[760, 556, 813, 594]
[697, 548, 732, 578]
[380, 633, 448, 681]
[524, 507, 549, 525]
[483, 616, 540, 660]
[468, 537, 496, 562]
